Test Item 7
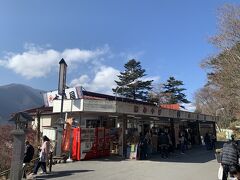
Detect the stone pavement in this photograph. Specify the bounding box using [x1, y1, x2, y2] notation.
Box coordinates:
[33, 147, 219, 180]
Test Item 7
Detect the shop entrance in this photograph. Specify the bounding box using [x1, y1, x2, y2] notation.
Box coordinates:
[179, 121, 200, 147]
[187, 122, 200, 145]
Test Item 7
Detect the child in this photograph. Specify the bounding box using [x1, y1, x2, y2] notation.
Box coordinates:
[229, 164, 240, 180]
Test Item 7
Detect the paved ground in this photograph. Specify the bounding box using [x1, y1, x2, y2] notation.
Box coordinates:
[33, 146, 219, 180]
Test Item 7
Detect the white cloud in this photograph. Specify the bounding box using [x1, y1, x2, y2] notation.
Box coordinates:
[0, 44, 109, 79]
[62, 45, 109, 63]
[0, 44, 159, 96]
[70, 75, 91, 88]
[70, 66, 119, 95]
[181, 103, 196, 112]
[6, 49, 60, 78]
[141, 76, 160, 82]
[93, 66, 119, 88]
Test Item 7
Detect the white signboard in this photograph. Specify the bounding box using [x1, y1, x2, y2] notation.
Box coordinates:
[83, 99, 116, 112]
[52, 99, 83, 112]
[43, 86, 83, 107]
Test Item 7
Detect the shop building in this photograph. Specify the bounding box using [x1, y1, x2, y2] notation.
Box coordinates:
[25, 89, 217, 157]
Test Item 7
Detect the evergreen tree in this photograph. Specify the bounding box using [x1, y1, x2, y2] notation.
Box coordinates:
[162, 76, 190, 106]
[112, 59, 153, 101]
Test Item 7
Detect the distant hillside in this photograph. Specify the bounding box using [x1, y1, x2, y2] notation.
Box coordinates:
[0, 84, 44, 124]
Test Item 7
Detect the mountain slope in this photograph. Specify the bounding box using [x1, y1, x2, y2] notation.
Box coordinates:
[0, 84, 44, 123]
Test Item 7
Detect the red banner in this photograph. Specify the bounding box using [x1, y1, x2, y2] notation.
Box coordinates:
[61, 118, 73, 152]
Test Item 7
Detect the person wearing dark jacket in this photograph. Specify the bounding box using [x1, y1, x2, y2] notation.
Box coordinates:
[221, 138, 239, 180]
[204, 133, 211, 150]
[139, 132, 148, 160]
[158, 131, 169, 158]
[23, 141, 34, 163]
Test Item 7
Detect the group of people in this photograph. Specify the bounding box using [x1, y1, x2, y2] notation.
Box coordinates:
[138, 129, 171, 160]
[24, 135, 51, 176]
[178, 130, 193, 154]
[138, 128, 192, 160]
[220, 135, 240, 180]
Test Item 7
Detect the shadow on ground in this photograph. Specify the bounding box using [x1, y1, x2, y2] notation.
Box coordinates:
[35, 170, 94, 180]
[149, 142, 225, 163]
[90, 145, 221, 164]
[150, 146, 216, 163]
[88, 155, 125, 162]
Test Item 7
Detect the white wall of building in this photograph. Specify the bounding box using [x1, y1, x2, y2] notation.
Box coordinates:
[53, 99, 83, 112]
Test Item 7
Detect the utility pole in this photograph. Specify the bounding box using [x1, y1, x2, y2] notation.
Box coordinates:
[56, 58, 68, 156]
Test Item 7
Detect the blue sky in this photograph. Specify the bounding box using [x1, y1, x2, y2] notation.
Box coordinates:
[0, 0, 238, 110]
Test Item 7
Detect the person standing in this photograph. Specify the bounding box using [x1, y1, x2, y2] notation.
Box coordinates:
[204, 133, 211, 150]
[33, 136, 50, 174]
[179, 132, 185, 154]
[23, 141, 35, 178]
[158, 131, 169, 158]
[138, 132, 147, 160]
[211, 134, 217, 150]
[145, 130, 152, 159]
[221, 136, 239, 180]
[23, 141, 34, 163]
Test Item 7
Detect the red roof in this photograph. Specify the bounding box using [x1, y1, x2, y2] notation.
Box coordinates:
[160, 104, 180, 110]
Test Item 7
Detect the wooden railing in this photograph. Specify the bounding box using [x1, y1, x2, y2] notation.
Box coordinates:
[0, 169, 10, 180]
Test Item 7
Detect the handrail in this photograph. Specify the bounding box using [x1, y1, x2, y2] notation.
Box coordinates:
[0, 169, 10, 177]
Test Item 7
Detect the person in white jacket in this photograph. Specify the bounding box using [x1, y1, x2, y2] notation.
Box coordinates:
[33, 136, 50, 175]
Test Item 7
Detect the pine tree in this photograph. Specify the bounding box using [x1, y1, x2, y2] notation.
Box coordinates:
[162, 76, 190, 106]
[112, 59, 153, 101]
